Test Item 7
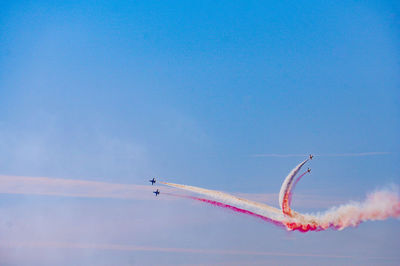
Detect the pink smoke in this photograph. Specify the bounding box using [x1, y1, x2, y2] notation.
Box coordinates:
[165, 188, 400, 233]
[285, 189, 400, 232]
[282, 170, 309, 216]
[164, 193, 286, 228]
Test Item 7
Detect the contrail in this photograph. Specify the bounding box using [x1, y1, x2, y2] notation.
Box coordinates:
[251, 152, 391, 158]
[251, 153, 309, 158]
[161, 158, 400, 232]
[319, 152, 391, 157]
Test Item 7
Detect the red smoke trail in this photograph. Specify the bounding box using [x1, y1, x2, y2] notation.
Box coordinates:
[287, 171, 309, 212]
[284, 222, 341, 232]
[285, 222, 321, 232]
[162, 187, 400, 233]
[166, 193, 333, 232]
[285, 190, 400, 232]
[164, 193, 286, 229]
[190, 196, 286, 228]
[282, 170, 309, 217]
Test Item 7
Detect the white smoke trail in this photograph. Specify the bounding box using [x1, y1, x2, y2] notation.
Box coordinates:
[162, 180, 400, 232]
[161, 160, 400, 232]
[282, 188, 400, 232]
[311, 188, 399, 229]
[161, 158, 310, 220]
[278, 159, 308, 215]
[251, 152, 391, 157]
[160, 181, 285, 221]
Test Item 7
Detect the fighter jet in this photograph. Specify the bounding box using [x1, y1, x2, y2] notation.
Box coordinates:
[153, 189, 160, 196]
[307, 168, 311, 173]
[149, 178, 156, 185]
[309, 154, 313, 160]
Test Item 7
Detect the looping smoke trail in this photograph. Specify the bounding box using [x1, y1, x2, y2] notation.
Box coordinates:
[161, 159, 400, 233]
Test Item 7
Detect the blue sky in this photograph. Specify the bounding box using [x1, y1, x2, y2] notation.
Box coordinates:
[0, 1, 399, 265]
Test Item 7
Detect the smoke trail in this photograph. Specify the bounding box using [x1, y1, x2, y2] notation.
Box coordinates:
[278, 159, 309, 216]
[164, 192, 285, 228]
[160, 159, 400, 233]
[288, 171, 308, 206]
[284, 188, 400, 232]
[160, 181, 285, 221]
[281, 170, 309, 217]
[161, 182, 400, 232]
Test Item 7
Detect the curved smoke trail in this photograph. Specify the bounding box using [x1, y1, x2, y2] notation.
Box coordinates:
[278, 159, 309, 216]
[160, 181, 284, 221]
[164, 192, 286, 228]
[283, 170, 309, 217]
[160, 159, 400, 232]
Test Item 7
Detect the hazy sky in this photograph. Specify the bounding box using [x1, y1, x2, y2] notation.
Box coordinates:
[0, 1, 399, 265]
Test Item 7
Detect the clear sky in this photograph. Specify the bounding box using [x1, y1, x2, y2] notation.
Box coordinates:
[0, 1, 399, 265]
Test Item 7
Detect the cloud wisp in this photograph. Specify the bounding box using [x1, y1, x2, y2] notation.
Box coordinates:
[1, 241, 395, 260]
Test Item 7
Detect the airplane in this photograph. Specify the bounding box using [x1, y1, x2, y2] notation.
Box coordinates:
[153, 189, 160, 196]
[149, 178, 156, 185]
[307, 168, 311, 173]
[309, 154, 313, 160]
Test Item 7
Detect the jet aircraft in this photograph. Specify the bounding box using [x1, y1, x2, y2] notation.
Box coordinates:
[149, 178, 156, 185]
[153, 189, 160, 196]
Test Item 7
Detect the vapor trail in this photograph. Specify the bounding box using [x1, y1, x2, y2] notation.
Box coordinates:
[251, 152, 391, 157]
